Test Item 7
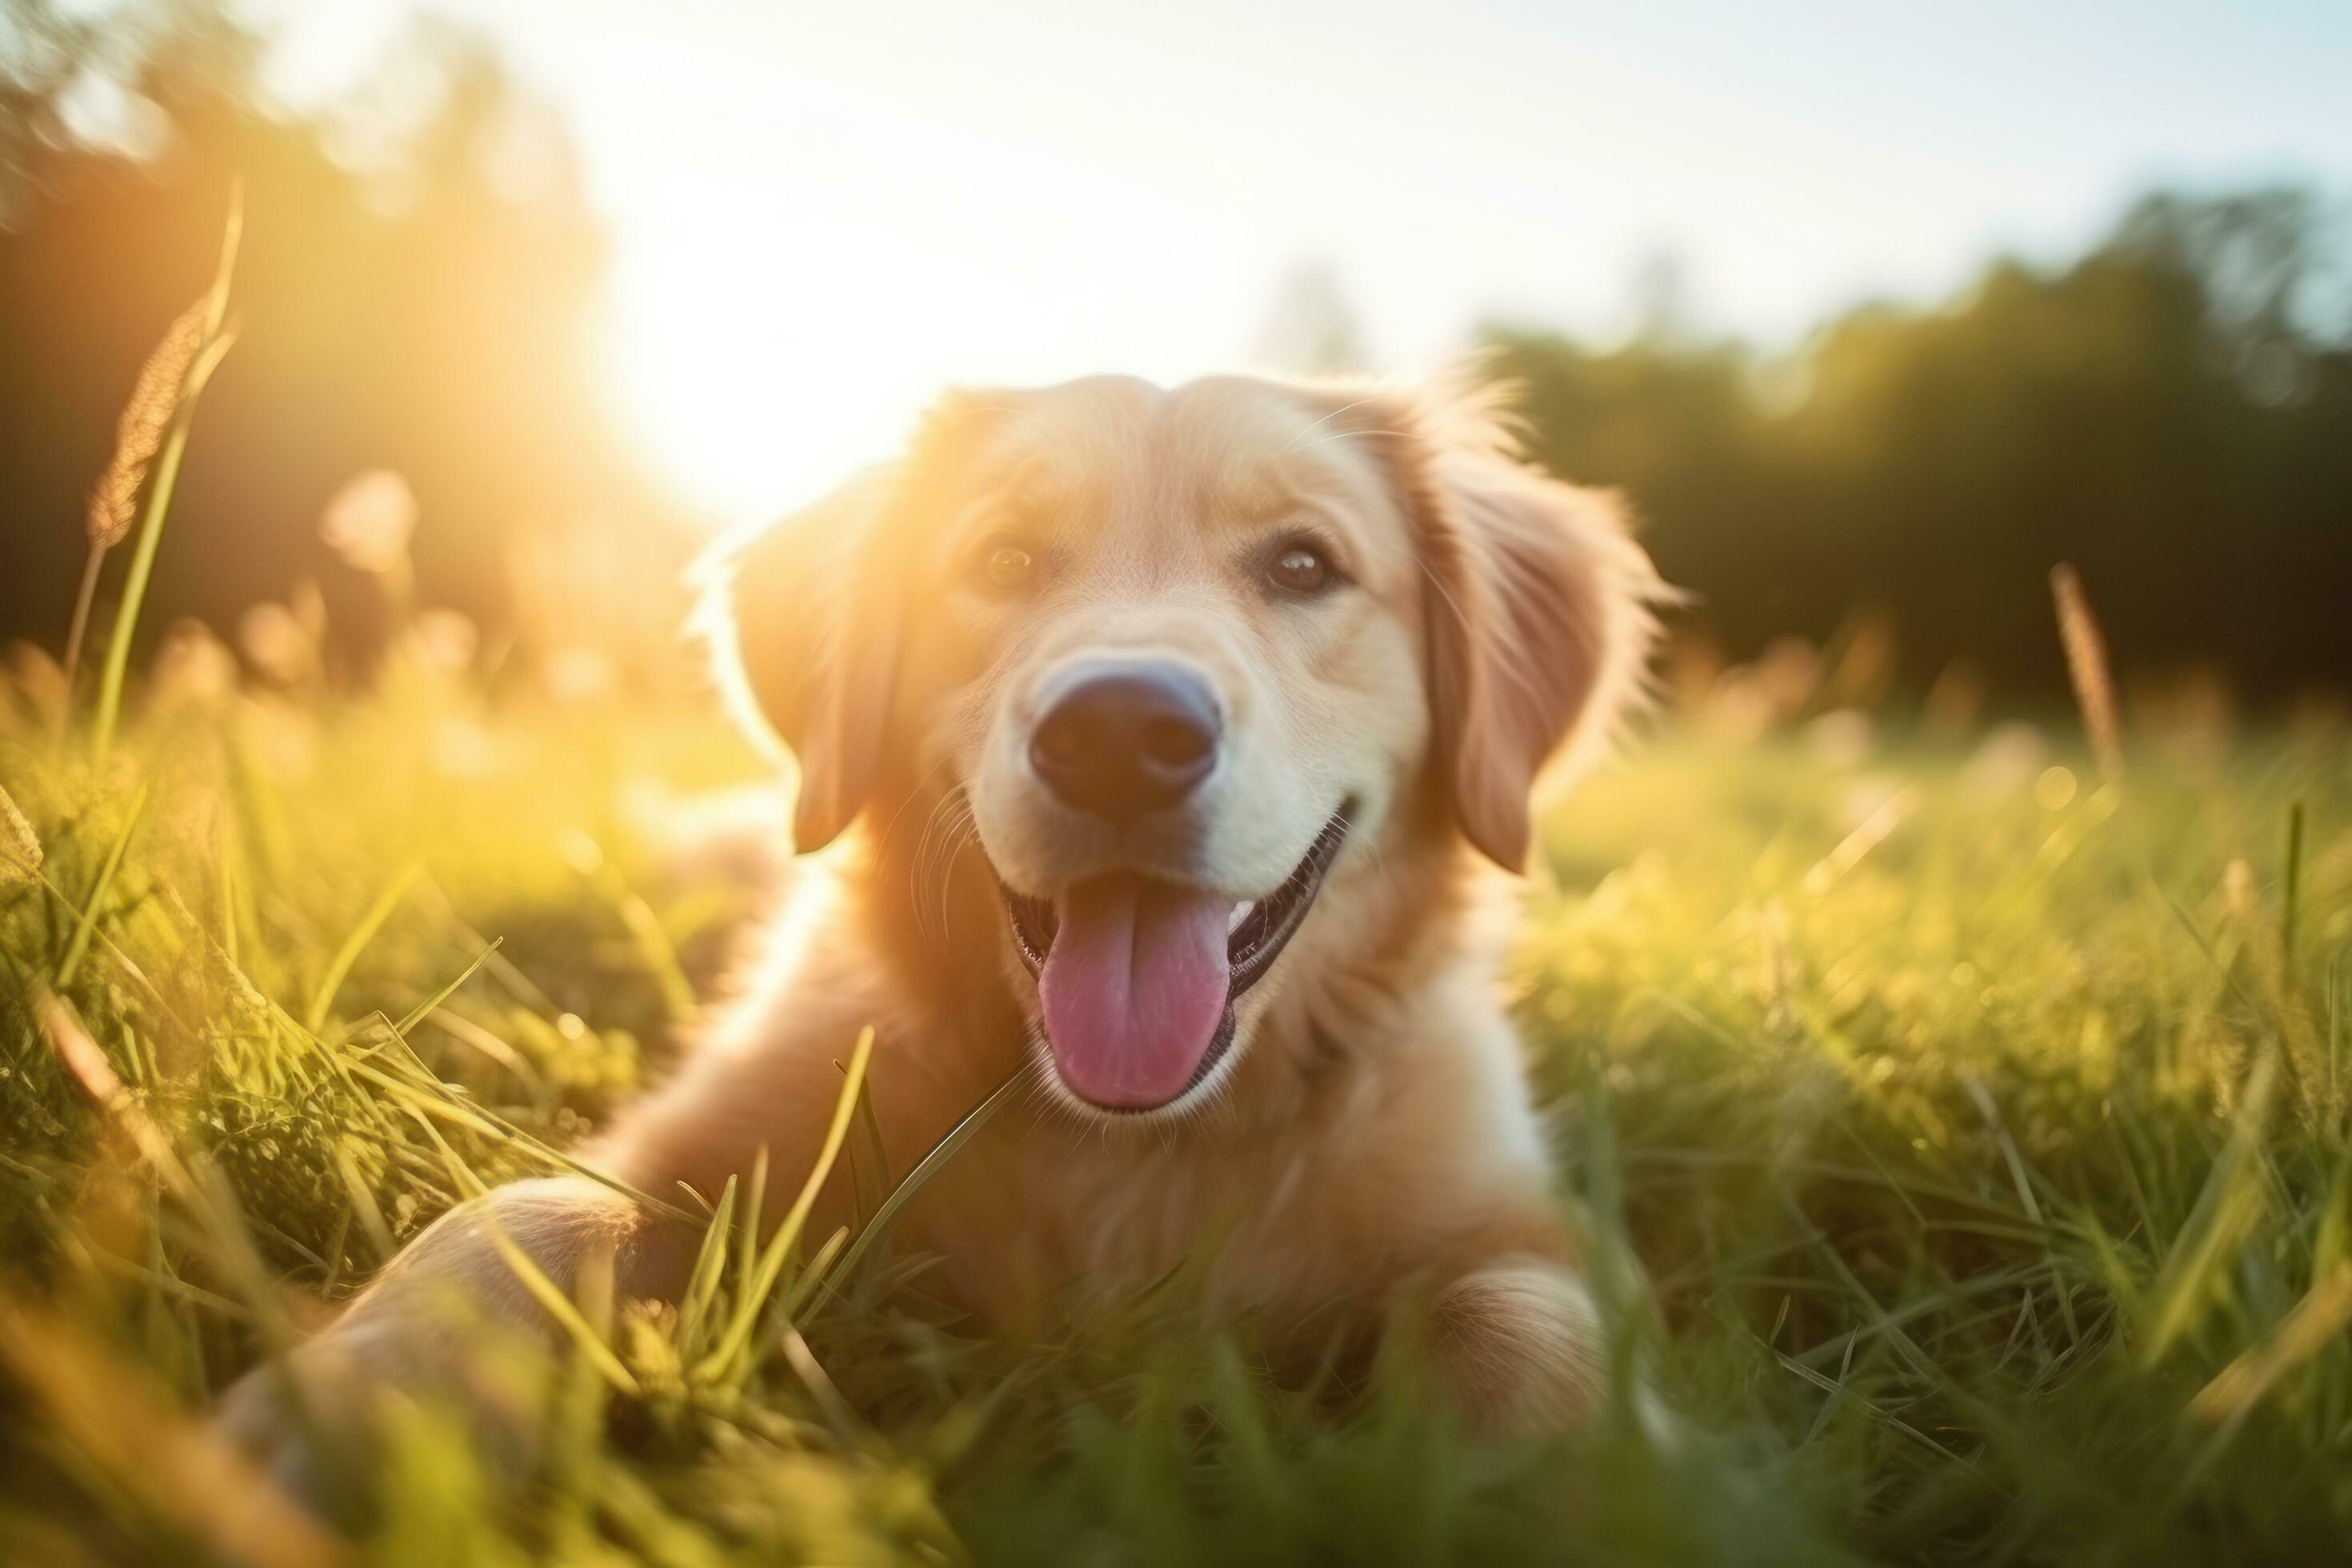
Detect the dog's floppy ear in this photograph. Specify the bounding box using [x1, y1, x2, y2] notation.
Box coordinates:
[695, 463, 904, 851]
[1378, 394, 1662, 871]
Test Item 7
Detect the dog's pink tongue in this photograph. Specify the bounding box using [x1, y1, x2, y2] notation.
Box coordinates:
[1039, 872, 1231, 1108]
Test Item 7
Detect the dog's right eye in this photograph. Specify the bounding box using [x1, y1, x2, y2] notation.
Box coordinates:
[1265, 539, 1339, 598]
[981, 541, 1038, 592]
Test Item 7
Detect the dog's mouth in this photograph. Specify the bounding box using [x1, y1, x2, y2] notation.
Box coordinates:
[995, 810, 1350, 1113]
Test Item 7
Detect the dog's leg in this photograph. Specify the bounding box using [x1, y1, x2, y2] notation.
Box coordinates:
[215, 1175, 693, 1503]
[216, 971, 930, 1501]
[1424, 1252, 1609, 1436]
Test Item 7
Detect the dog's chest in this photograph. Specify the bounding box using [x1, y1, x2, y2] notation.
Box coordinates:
[907, 1128, 1341, 1325]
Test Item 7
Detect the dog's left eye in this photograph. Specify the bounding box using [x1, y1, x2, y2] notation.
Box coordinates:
[1266, 542, 1334, 596]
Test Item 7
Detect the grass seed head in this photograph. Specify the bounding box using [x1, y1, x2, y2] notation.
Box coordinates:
[86, 299, 207, 550]
[0, 780, 41, 882]
[2050, 562, 2123, 777]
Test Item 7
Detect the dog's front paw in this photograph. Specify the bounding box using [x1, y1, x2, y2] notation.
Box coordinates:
[1426, 1255, 1607, 1437]
[215, 1312, 543, 1518]
[214, 1331, 409, 1518]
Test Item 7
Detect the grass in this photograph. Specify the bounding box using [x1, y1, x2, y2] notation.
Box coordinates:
[2, 280, 2348, 1558]
[3, 658, 2347, 1564]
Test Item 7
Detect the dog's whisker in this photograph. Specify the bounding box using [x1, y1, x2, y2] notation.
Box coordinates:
[877, 753, 958, 858]
[1274, 393, 1386, 457]
[881, 759, 963, 946]
[930, 804, 980, 945]
[907, 795, 954, 940]
[902, 778, 974, 947]
[907, 811, 949, 943]
[1282, 425, 1416, 457]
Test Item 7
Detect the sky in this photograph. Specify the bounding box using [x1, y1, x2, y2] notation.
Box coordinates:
[251, 0, 2352, 522]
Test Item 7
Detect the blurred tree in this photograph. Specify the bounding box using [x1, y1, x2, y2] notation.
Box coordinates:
[1492, 187, 2352, 705]
[1254, 262, 1367, 376]
[0, 0, 693, 676]
[1628, 249, 1694, 346]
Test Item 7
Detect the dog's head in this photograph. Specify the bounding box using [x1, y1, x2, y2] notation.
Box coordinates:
[701, 374, 1658, 1119]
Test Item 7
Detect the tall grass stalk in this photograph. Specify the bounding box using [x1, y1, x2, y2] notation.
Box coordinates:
[696, 1027, 874, 1382]
[89, 190, 243, 763]
[62, 302, 204, 711]
[2050, 562, 2123, 777]
[2283, 800, 2306, 981]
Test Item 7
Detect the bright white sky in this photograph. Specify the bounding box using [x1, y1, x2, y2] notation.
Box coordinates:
[251, 0, 2352, 523]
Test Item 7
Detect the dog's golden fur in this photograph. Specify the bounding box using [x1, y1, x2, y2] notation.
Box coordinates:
[222, 373, 1661, 1461]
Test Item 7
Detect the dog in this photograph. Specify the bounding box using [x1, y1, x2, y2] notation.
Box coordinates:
[222, 371, 1662, 1473]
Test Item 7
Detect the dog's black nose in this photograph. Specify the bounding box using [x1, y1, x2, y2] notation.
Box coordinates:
[1030, 660, 1221, 822]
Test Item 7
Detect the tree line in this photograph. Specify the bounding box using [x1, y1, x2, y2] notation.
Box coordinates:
[1485, 189, 2351, 706]
[5, 1, 2346, 706]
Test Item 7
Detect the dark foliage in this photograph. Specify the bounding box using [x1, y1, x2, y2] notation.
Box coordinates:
[1490, 189, 2352, 705]
[0, 0, 691, 670]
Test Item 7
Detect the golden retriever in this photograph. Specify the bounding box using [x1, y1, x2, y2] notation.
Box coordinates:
[222, 372, 1661, 1469]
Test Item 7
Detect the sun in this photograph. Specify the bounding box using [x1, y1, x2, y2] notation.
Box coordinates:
[597, 185, 1029, 526]
[598, 226, 918, 526]
[589, 145, 1234, 528]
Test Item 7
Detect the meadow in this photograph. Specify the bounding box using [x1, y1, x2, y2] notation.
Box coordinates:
[3, 610, 2348, 1564]
[3, 257, 2350, 1567]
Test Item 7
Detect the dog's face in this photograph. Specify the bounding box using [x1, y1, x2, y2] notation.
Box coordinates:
[706, 374, 1655, 1121]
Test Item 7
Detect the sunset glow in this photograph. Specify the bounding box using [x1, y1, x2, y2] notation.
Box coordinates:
[258, 0, 2352, 522]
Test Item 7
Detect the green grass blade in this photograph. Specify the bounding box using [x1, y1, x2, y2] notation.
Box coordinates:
[2145, 1054, 2279, 1363]
[827, 1066, 1022, 1293]
[54, 782, 148, 988]
[2282, 799, 2305, 981]
[695, 1026, 873, 1382]
[675, 1176, 738, 1358]
[391, 936, 504, 1037]
[478, 1214, 642, 1397]
[305, 862, 422, 1033]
